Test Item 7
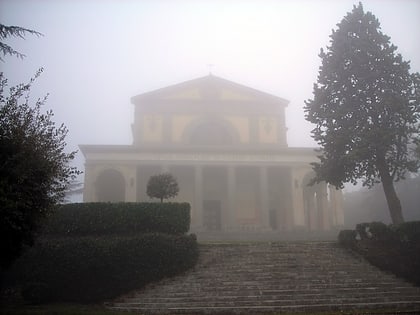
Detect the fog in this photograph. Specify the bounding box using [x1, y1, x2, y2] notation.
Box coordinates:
[1, 0, 419, 188]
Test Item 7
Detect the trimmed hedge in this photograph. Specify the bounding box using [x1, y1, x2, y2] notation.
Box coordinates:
[338, 229, 357, 247]
[7, 233, 198, 304]
[42, 202, 191, 236]
[339, 221, 420, 286]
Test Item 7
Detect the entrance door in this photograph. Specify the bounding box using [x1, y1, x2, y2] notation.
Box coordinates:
[203, 200, 221, 231]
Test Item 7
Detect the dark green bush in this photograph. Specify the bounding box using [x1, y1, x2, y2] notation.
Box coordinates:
[355, 221, 394, 240]
[338, 229, 356, 247]
[355, 222, 370, 240]
[339, 221, 420, 286]
[21, 282, 52, 305]
[8, 233, 198, 303]
[392, 220, 420, 243]
[42, 202, 190, 236]
[367, 221, 394, 241]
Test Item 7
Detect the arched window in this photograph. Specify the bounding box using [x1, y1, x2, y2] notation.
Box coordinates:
[95, 169, 125, 202]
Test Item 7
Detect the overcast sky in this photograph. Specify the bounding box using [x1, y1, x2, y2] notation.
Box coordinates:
[1, 0, 420, 181]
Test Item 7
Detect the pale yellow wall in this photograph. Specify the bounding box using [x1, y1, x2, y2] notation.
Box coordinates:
[172, 115, 250, 144]
[163, 88, 201, 100]
[225, 116, 249, 143]
[258, 116, 277, 143]
[141, 113, 281, 145]
[220, 89, 253, 101]
[143, 115, 163, 142]
[172, 115, 197, 142]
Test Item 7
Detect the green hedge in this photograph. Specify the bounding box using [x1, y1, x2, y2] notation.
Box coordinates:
[7, 233, 198, 303]
[393, 221, 420, 244]
[338, 229, 357, 247]
[42, 202, 191, 236]
[338, 221, 420, 286]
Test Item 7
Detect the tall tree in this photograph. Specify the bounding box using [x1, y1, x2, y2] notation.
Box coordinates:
[0, 24, 42, 60]
[0, 70, 80, 270]
[304, 3, 420, 224]
[0, 23, 78, 270]
[0, 70, 81, 270]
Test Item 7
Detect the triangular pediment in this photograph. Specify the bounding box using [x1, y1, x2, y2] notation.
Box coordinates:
[131, 75, 289, 106]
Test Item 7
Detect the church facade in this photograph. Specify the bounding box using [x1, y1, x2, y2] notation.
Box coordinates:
[80, 75, 344, 232]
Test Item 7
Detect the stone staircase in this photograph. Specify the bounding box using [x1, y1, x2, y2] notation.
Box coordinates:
[107, 242, 420, 314]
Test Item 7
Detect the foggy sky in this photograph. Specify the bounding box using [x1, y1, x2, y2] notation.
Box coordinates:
[1, 0, 419, 183]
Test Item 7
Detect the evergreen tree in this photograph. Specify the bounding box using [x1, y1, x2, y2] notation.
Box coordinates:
[304, 3, 420, 224]
[147, 173, 179, 203]
[0, 24, 42, 60]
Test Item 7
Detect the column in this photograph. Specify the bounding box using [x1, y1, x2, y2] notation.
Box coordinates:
[193, 165, 203, 230]
[125, 165, 137, 202]
[227, 166, 236, 230]
[316, 183, 330, 230]
[260, 166, 270, 229]
[291, 168, 305, 229]
[308, 192, 317, 230]
[329, 187, 344, 226]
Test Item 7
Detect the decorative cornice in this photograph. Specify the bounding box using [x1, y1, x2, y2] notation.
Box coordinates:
[81, 148, 320, 166]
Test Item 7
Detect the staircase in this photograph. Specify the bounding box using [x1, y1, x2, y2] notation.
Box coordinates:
[107, 242, 420, 314]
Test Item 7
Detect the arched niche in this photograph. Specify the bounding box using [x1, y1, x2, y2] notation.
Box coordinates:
[95, 169, 125, 202]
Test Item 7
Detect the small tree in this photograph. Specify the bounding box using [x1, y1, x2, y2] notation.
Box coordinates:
[146, 173, 179, 203]
[304, 3, 420, 224]
[0, 70, 80, 270]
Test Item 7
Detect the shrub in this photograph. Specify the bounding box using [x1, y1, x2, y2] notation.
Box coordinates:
[355, 221, 394, 241]
[147, 173, 179, 202]
[42, 202, 191, 237]
[367, 221, 394, 241]
[339, 221, 420, 286]
[338, 229, 356, 247]
[8, 233, 199, 303]
[392, 221, 420, 243]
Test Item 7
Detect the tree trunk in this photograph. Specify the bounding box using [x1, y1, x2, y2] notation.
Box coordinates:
[377, 157, 404, 224]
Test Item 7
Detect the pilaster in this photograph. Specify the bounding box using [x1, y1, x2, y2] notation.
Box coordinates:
[259, 166, 270, 229]
[291, 168, 306, 228]
[227, 166, 236, 230]
[124, 165, 137, 202]
[193, 165, 203, 230]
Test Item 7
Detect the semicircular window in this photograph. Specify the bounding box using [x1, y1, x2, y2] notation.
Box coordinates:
[190, 121, 234, 145]
[95, 169, 125, 202]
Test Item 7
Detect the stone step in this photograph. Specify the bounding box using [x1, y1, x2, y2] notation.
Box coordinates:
[131, 285, 419, 297]
[112, 297, 420, 309]
[109, 301, 420, 314]
[119, 292, 420, 304]
[107, 242, 420, 313]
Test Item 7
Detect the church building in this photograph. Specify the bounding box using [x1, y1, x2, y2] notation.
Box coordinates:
[80, 75, 344, 232]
